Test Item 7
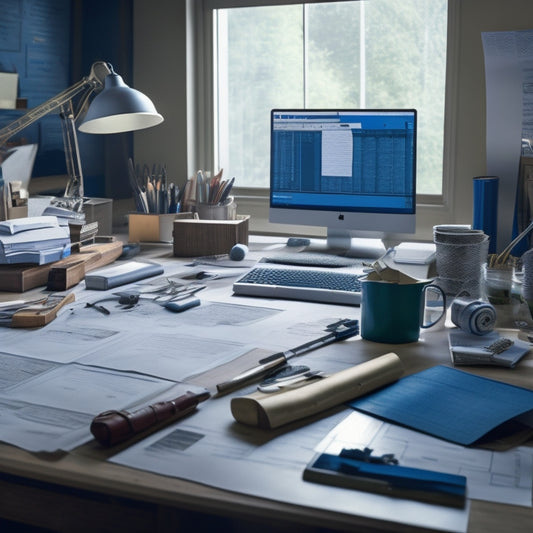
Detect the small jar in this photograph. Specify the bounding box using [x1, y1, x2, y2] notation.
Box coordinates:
[483, 264, 514, 305]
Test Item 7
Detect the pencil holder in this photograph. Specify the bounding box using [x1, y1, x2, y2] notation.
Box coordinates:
[196, 198, 236, 220]
[173, 215, 249, 257]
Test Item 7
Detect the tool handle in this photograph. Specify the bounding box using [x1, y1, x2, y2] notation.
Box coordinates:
[216, 356, 286, 395]
[90, 390, 210, 446]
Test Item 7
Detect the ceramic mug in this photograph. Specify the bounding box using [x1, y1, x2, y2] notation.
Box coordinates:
[361, 280, 446, 343]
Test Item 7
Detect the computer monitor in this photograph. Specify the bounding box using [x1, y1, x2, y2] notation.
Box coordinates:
[269, 109, 417, 257]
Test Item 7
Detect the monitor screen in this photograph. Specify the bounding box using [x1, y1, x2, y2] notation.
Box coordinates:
[269, 109, 417, 255]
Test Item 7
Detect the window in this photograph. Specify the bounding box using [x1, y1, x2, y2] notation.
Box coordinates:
[212, 0, 448, 197]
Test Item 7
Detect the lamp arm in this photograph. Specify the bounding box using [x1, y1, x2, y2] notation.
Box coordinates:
[0, 62, 112, 147]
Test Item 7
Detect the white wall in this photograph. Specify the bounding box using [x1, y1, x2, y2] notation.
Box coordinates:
[133, 0, 189, 185]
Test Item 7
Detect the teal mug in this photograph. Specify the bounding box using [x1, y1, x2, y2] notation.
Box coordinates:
[361, 280, 446, 343]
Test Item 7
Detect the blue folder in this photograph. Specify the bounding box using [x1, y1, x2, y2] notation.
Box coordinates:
[349, 365, 533, 447]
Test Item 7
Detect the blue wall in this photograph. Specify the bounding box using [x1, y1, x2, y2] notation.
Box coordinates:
[0, 0, 71, 180]
[0, 0, 133, 198]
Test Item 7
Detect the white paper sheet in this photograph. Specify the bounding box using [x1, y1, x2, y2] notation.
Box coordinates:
[110, 402, 469, 533]
[0, 360, 190, 452]
[314, 411, 533, 507]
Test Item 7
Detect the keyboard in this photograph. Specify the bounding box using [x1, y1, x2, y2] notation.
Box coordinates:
[263, 252, 359, 268]
[233, 266, 363, 305]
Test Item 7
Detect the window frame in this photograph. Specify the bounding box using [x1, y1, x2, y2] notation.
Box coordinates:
[191, 0, 459, 242]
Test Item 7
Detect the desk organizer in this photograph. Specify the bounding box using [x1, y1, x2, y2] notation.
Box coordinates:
[129, 212, 193, 243]
[173, 215, 249, 257]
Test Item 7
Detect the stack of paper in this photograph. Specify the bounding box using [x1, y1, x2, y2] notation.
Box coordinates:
[0, 216, 71, 265]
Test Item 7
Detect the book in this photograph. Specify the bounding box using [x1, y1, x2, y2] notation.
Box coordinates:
[0, 241, 123, 292]
[230, 352, 404, 429]
[0, 224, 71, 265]
[84, 260, 164, 290]
[304, 452, 466, 508]
[2, 245, 71, 265]
[0, 215, 59, 234]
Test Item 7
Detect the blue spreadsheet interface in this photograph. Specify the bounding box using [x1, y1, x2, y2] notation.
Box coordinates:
[270, 109, 416, 215]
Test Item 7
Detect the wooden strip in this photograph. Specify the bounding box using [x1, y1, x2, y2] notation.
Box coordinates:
[11, 292, 75, 328]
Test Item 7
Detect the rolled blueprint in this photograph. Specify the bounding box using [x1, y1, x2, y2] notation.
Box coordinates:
[231, 352, 404, 429]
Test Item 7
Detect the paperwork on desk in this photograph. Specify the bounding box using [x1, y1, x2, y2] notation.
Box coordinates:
[0, 358, 204, 452]
[0, 257, 353, 454]
[313, 410, 533, 507]
[110, 403, 470, 533]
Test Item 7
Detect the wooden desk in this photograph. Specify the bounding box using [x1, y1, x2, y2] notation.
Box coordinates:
[1, 237, 532, 533]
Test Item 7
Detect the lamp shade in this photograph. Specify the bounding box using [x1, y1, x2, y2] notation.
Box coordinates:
[78, 71, 163, 134]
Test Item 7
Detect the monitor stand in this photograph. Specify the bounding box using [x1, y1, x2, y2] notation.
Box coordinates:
[326, 228, 386, 258]
[301, 229, 386, 259]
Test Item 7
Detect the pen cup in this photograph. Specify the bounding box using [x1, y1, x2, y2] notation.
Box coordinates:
[196, 198, 237, 220]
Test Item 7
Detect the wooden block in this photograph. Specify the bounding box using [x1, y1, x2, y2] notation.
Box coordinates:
[47, 260, 86, 290]
[76, 240, 124, 273]
[11, 292, 75, 328]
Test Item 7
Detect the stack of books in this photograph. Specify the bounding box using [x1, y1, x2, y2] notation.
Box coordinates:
[0, 216, 71, 265]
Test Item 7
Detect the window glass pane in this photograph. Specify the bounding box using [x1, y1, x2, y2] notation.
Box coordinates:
[215, 1, 447, 195]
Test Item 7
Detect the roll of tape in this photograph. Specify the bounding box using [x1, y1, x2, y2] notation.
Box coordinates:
[450, 297, 496, 335]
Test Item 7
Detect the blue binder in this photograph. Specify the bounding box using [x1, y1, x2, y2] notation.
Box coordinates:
[304, 452, 466, 508]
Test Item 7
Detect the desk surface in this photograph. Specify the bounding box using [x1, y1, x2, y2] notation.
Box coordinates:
[1, 236, 532, 533]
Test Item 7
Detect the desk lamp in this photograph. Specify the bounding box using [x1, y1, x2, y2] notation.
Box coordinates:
[0, 61, 163, 215]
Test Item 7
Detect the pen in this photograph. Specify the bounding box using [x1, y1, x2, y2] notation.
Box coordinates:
[217, 176, 235, 205]
[216, 319, 359, 394]
[90, 390, 210, 446]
